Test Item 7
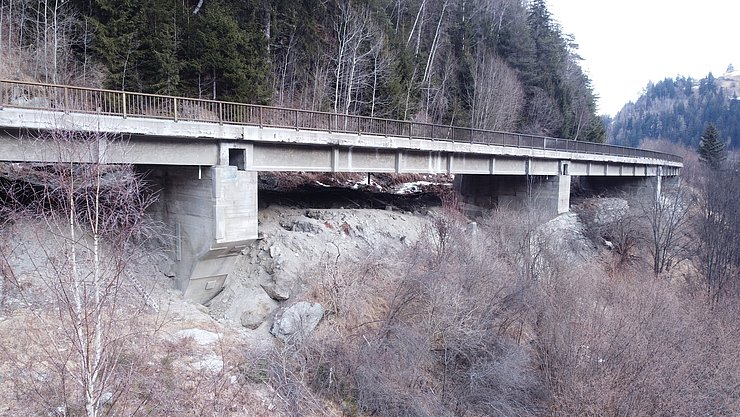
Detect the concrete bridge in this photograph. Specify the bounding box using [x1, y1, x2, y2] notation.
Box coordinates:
[0, 80, 682, 302]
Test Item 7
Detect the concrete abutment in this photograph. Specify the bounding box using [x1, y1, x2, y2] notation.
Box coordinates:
[147, 163, 258, 304]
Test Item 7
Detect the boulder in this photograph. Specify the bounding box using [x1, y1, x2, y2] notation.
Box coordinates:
[240, 299, 275, 330]
[210, 284, 278, 329]
[261, 281, 291, 301]
[271, 302, 324, 343]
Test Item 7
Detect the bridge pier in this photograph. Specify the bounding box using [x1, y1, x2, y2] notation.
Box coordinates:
[579, 168, 676, 200]
[147, 163, 258, 303]
[455, 168, 571, 216]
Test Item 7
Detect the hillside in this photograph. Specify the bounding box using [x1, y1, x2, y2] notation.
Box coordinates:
[609, 68, 740, 148]
[1, 192, 738, 415]
[0, 0, 605, 141]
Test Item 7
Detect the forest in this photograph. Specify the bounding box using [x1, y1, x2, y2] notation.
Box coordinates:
[609, 70, 740, 149]
[0, 0, 606, 141]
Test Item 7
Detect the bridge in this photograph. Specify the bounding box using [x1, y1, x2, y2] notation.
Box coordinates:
[0, 80, 682, 302]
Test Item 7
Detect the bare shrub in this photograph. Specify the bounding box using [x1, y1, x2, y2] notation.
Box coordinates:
[533, 255, 739, 416]
[575, 199, 644, 274]
[267, 208, 546, 417]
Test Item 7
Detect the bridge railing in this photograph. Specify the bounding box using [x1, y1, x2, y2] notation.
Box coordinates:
[0, 79, 682, 163]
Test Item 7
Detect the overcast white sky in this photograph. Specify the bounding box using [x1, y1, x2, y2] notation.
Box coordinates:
[548, 0, 740, 116]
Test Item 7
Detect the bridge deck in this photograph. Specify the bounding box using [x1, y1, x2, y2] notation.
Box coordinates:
[0, 79, 681, 176]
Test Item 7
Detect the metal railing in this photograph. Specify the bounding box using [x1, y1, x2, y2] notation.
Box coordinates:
[0, 79, 683, 163]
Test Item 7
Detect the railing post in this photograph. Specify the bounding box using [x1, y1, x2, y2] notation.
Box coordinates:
[122, 92, 127, 118]
[219, 102, 224, 124]
[173, 97, 178, 122]
[259, 106, 263, 128]
[295, 109, 299, 130]
[63, 87, 69, 113]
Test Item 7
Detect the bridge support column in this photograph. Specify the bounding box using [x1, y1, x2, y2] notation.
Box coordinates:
[455, 168, 570, 216]
[148, 164, 258, 303]
[580, 171, 676, 200]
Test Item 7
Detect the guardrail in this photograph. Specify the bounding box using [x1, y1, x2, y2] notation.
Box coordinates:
[0, 79, 682, 163]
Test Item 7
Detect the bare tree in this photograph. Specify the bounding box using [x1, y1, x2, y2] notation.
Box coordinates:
[469, 49, 524, 131]
[636, 181, 694, 276]
[0, 130, 159, 417]
[696, 164, 740, 302]
[330, 2, 385, 118]
[0, 0, 82, 83]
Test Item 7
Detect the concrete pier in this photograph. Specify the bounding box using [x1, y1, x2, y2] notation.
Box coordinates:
[149, 164, 258, 303]
[455, 160, 572, 216]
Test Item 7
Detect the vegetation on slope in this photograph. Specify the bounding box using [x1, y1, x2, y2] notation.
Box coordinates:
[609, 69, 740, 148]
[0, 0, 604, 140]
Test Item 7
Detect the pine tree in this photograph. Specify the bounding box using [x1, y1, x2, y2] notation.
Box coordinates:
[698, 123, 727, 169]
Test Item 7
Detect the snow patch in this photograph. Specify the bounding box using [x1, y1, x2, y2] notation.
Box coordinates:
[394, 181, 436, 195]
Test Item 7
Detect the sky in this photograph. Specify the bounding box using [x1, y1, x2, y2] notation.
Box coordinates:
[547, 0, 740, 116]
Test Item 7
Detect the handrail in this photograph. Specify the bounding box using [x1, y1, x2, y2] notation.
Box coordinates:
[0, 79, 683, 163]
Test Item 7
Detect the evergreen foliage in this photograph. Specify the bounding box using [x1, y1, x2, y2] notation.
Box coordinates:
[610, 72, 740, 149]
[20, 0, 605, 141]
[698, 124, 727, 169]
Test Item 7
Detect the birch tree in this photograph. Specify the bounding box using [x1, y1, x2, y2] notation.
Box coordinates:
[0, 130, 159, 417]
[470, 49, 524, 131]
[330, 2, 384, 117]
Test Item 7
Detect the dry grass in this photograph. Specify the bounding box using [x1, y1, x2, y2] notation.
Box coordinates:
[263, 203, 739, 416]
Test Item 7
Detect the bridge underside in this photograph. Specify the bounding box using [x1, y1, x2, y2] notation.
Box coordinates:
[0, 122, 681, 304]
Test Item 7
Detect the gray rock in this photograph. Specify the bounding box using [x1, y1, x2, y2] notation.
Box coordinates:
[235, 289, 278, 329]
[210, 284, 278, 328]
[280, 219, 323, 234]
[261, 282, 291, 301]
[592, 198, 629, 225]
[271, 302, 324, 343]
[240, 300, 274, 329]
[174, 328, 221, 345]
[99, 392, 113, 405]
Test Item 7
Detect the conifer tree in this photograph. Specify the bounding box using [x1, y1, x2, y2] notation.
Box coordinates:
[698, 123, 727, 169]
